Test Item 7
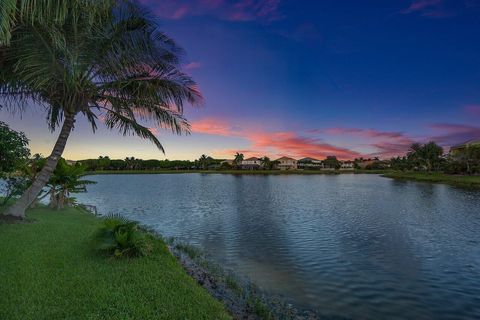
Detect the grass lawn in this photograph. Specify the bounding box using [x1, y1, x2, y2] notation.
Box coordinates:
[383, 171, 480, 188]
[0, 206, 230, 320]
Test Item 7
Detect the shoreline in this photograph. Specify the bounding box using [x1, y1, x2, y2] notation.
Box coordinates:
[164, 238, 319, 320]
[382, 172, 480, 188]
[85, 169, 387, 175]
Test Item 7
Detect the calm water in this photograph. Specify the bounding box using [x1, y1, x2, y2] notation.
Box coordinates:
[76, 174, 480, 319]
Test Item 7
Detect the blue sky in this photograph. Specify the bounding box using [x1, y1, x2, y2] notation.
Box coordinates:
[2, 0, 480, 160]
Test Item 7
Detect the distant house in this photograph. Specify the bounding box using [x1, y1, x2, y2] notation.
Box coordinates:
[241, 157, 263, 170]
[275, 157, 298, 170]
[356, 159, 375, 169]
[297, 157, 323, 170]
[340, 160, 354, 170]
[450, 138, 480, 154]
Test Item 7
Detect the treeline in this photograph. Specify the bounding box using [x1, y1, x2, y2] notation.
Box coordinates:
[389, 141, 480, 174]
[78, 156, 223, 171]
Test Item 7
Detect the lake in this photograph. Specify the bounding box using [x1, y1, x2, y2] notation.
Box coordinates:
[75, 173, 480, 319]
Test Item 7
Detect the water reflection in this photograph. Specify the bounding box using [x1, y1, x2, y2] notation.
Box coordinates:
[76, 174, 480, 319]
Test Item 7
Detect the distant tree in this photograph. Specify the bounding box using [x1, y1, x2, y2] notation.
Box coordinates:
[124, 157, 144, 170]
[390, 156, 411, 171]
[97, 156, 111, 170]
[0, 121, 30, 177]
[197, 154, 215, 170]
[452, 145, 480, 174]
[260, 156, 271, 169]
[408, 141, 443, 171]
[365, 160, 389, 170]
[234, 152, 244, 169]
[219, 161, 232, 170]
[323, 156, 341, 170]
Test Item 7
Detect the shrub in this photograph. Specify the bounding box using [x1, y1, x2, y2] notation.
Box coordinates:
[92, 215, 152, 258]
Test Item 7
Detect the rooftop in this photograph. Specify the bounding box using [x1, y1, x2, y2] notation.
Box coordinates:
[275, 156, 297, 161]
[451, 138, 480, 149]
[298, 157, 320, 162]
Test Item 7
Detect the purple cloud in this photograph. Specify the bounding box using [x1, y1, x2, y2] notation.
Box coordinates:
[400, 0, 466, 18]
[430, 123, 480, 146]
[465, 104, 480, 116]
[138, 0, 282, 22]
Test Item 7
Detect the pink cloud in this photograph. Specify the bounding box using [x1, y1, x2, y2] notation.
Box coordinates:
[191, 118, 480, 160]
[191, 118, 236, 136]
[317, 127, 416, 158]
[323, 127, 407, 140]
[404, 0, 443, 12]
[401, 0, 453, 18]
[138, 0, 282, 22]
[172, 5, 190, 19]
[246, 131, 363, 160]
[184, 61, 202, 70]
[191, 118, 363, 160]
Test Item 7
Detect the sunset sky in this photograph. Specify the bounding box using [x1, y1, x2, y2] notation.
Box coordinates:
[2, 0, 480, 160]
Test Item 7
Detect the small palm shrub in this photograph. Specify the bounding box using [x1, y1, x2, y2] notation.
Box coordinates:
[92, 215, 152, 258]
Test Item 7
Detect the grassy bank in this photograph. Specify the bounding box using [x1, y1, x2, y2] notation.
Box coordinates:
[86, 169, 385, 175]
[0, 206, 230, 320]
[383, 172, 480, 188]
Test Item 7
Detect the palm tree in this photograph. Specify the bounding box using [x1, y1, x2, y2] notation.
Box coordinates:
[260, 156, 271, 170]
[234, 152, 244, 169]
[407, 142, 443, 172]
[1, 1, 202, 218]
[198, 154, 209, 170]
[48, 159, 96, 209]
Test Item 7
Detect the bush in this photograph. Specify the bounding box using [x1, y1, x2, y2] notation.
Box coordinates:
[1, 177, 29, 206]
[92, 215, 152, 258]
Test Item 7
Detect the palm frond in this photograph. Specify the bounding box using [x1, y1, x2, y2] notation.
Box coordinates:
[0, 0, 113, 45]
[103, 108, 165, 152]
[1, 0, 203, 154]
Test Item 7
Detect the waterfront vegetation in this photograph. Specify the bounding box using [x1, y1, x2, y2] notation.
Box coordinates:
[383, 171, 480, 188]
[86, 169, 370, 175]
[0, 205, 230, 320]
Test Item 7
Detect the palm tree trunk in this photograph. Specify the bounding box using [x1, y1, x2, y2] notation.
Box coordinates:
[49, 186, 58, 209]
[4, 114, 75, 218]
[57, 188, 66, 209]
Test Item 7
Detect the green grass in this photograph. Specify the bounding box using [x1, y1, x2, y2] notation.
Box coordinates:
[0, 206, 230, 320]
[383, 171, 480, 188]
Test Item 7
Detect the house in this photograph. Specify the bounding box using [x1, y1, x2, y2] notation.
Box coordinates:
[275, 157, 298, 170]
[65, 160, 77, 166]
[241, 157, 263, 170]
[340, 160, 354, 170]
[450, 138, 480, 154]
[356, 159, 375, 169]
[297, 157, 324, 170]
